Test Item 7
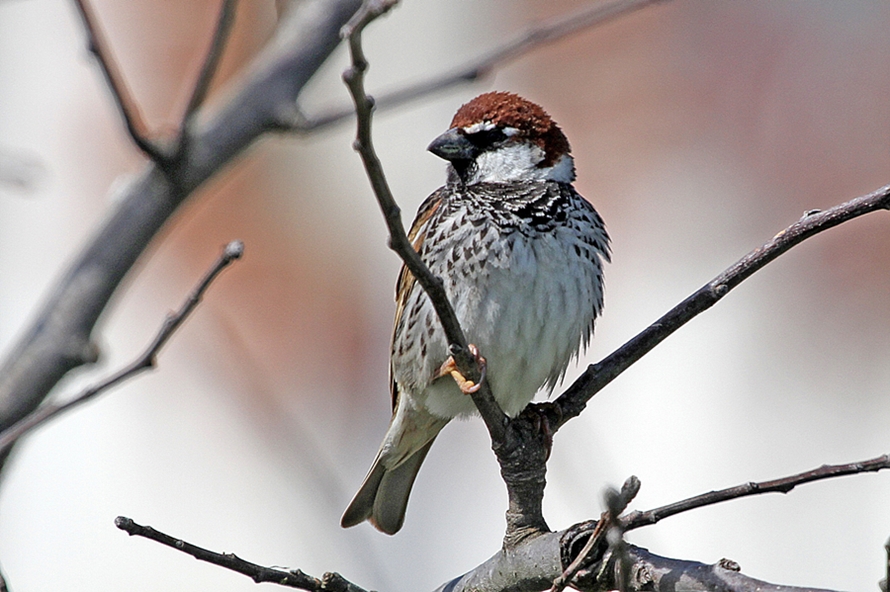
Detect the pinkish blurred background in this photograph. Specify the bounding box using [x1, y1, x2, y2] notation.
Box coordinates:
[0, 1, 888, 590]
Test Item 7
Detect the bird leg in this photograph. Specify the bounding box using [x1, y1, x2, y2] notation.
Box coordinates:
[436, 344, 487, 394]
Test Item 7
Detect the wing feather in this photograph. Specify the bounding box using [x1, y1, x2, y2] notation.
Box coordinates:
[389, 189, 445, 411]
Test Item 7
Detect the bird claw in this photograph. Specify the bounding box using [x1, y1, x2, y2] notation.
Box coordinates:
[437, 344, 487, 394]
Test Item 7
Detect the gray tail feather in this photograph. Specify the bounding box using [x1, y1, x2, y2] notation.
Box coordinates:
[340, 438, 436, 535]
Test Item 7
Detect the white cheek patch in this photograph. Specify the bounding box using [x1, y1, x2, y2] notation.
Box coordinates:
[468, 144, 575, 184]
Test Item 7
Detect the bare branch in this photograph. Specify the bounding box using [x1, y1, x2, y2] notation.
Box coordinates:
[621, 453, 890, 531]
[71, 0, 171, 163]
[0, 241, 244, 453]
[181, 0, 239, 132]
[340, 0, 507, 438]
[114, 517, 367, 592]
[554, 184, 890, 428]
[295, 0, 672, 133]
[571, 545, 838, 592]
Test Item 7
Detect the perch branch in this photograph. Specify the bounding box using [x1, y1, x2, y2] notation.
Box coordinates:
[340, 0, 506, 438]
[554, 183, 890, 428]
[115, 517, 367, 592]
[295, 0, 671, 133]
[71, 0, 171, 162]
[0, 241, 243, 453]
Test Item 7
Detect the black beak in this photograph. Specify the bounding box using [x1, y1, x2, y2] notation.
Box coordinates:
[427, 128, 477, 162]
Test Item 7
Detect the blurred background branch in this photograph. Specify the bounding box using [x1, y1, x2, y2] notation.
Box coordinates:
[0, 240, 243, 453]
[0, 0, 361, 470]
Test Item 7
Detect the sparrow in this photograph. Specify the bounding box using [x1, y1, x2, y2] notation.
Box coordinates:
[341, 91, 610, 534]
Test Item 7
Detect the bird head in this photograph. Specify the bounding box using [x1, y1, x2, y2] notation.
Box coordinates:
[427, 91, 575, 186]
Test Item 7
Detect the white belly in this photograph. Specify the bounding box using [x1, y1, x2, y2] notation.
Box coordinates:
[405, 225, 602, 419]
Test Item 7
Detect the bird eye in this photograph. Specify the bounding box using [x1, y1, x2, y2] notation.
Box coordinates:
[465, 128, 508, 148]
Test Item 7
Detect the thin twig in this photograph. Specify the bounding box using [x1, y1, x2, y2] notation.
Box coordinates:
[621, 453, 890, 531]
[71, 0, 171, 163]
[554, 184, 890, 428]
[295, 0, 671, 133]
[0, 241, 244, 453]
[181, 0, 239, 134]
[551, 476, 639, 592]
[605, 487, 633, 592]
[340, 0, 507, 438]
[115, 517, 367, 592]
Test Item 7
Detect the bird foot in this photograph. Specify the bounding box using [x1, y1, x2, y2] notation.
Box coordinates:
[436, 344, 487, 394]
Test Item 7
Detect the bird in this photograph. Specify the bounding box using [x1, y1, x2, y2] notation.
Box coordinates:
[340, 91, 610, 534]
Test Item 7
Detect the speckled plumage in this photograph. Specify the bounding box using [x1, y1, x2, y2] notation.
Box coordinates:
[341, 92, 610, 535]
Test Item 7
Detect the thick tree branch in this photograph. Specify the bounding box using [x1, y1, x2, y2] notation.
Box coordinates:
[295, 0, 672, 133]
[115, 517, 367, 592]
[437, 535, 837, 592]
[570, 545, 837, 592]
[553, 184, 890, 428]
[0, 0, 362, 470]
[0, 241, 243, 453]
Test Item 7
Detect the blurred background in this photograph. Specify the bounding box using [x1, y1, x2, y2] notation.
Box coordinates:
[1, 0, 889, 590]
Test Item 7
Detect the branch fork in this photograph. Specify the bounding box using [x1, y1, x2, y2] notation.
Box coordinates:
[73, 0, 238, 170]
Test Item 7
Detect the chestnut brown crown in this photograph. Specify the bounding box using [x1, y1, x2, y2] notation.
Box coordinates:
[449, 91, 571, 167]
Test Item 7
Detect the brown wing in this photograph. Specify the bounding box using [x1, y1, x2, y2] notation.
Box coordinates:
[389, 189, 444, 412]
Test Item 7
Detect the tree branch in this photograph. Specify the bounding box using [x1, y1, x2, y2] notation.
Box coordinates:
[570, 544, 838, 592]
[621, 453, 890, 531]
[181, 0, 239, 136]
[0, 241, 243, 453]
[0, 0, 363, 471]
[71, 0, 171, 162]
[553, 184, 890, 428]
[115, 517, 368, 592]
[295, 0, 672, 133]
